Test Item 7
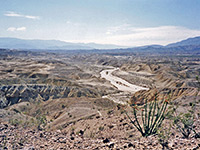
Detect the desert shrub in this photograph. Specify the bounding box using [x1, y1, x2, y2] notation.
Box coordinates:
[126, 94, 168, 137]
[99, 126, 104, 131]
[157, 125, 173, 150]
[171, 104, 199, 138]
[170, 76, 200, 138]
[107, 110, 113, 115]
[36, 115, 47, 130]
[9, 118, 22, 126]
[173, 112, 194, 138]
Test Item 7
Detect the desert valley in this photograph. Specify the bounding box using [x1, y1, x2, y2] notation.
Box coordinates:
[0, 36, 200, 150]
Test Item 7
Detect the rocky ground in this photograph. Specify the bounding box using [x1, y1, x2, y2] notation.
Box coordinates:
[0, 49, 200, 149]
[0, 106, 200, 150]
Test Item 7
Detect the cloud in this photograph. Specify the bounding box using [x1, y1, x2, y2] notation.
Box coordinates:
[105, 31, 111, 35]
[25, 15, 39, 19]
[7, 27, 26, 32]
[4, 11, 40, 20]
[99, 25, 200, 46]
[66, 20, 81, 26]
[51, 23, 200, 47]
[17, 27, 26, 31]
[66, 21, 72, 24]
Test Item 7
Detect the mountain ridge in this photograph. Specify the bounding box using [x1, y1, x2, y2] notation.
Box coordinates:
[167, 36, 200, 47]
[1, 36, 200, 51]
[0, 37, 124, 50]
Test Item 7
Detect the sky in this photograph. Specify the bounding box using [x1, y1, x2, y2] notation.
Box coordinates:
[1, 0, 200, 47]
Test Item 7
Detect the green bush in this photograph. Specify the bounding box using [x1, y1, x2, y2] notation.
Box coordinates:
[9, 118, 22, 126]
[36, 115, 47, 130]
[173, 112, 194, 138]
[171, 104, 199, 138]
[157, 125, 172, 150]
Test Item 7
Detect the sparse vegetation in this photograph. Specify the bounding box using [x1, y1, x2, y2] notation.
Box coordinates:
[173, 112, 194, 138]
[36, 115, 47, 130]
[157, 125, 173, 150]
[167, 76, 200, 139]
[126, 94, 168, 137]
[170, 101, 199, 139]
[99, 126, 104, 131]
[9, 118, 22, 126]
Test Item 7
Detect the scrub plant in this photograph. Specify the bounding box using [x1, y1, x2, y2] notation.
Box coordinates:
[157, 125, 173, 150]
[173, 111, 195, 138]
[171, 101, 199, 138]
[126, 94, 168, 137]
[170, 76, 200, 138]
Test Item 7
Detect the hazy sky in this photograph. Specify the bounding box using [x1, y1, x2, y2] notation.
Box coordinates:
[1, 0, 200, 46]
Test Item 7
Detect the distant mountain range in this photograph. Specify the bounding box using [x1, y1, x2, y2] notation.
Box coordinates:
[0, 37, 125, 50]
[167, 36, 200, 47]
[116, 36, 200, 54]
[0, 36, 200, 51]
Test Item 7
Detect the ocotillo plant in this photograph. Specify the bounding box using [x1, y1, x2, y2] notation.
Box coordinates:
[126, 94, 168, 137]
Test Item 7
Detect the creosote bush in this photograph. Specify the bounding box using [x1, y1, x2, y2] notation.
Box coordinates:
[169, 76, 200, 139]
[170, 103, 200, 139]
[157, 125, 173, 150]
[126, 94, 168, 137]
[173, 112, 195, 138]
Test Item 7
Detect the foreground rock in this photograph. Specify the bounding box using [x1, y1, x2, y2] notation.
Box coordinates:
[0, 106, 199, 150]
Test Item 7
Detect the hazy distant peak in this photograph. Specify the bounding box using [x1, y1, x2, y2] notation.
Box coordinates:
[0, 37, 124, 50]
[167, 36, 200, 47]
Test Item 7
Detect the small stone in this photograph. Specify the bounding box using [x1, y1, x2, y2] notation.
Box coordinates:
[40, 133, 43, 137]
[193, 147, 199, 150]
[103, 138, 109, 143]
[0, 135, 6, 138]
[108, 125, 114, 129]
[70, 136, 74, 140]
[59, 138, 66, 143]
[123, 123, 128, 126]
[108, 143, 114, 148]
[79, 130, 84, 135]
[129, 134, 133, 138]
[128, 143, 135, 148]
[4, 124, 8, 128]
[191, 140, 195, 143]
[194, 133, 200, 138]
[18, 142, 23, 146]
[40, 145, 44, 148]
